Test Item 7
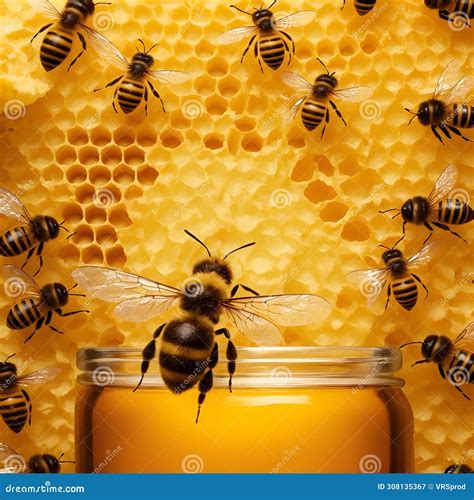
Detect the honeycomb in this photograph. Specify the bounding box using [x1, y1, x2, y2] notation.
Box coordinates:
[0, 0, 472, 473]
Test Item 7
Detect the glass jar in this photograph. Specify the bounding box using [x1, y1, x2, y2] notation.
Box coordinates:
[75, 346, 413, 473]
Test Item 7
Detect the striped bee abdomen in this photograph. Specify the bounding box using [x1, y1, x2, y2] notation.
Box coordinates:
[454, 0, 474, 18]
[301, 98, 327, 131]
[449, 103, 474, 129]
[0, 226, 34, 257]
[437, 198, 474, 225]
[0, 391, 29, 434]
[392, 276, 418, 311]
[7, 299, 43, 330]
[40, 26, 74, 72]
[159, 318, 214, 394]
[354, 0, 377, 16]
[448, 350, 474, 385]
[259, 35, 286, 70]
[117, 79, 145, 114]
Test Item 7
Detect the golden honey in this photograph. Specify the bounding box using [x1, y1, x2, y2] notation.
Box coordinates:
[75, 347, 413, 473]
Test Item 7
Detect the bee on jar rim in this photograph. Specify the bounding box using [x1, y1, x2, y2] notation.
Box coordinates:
[380, 164, 472, 246]
[0, 354, 60, 434]
[72, 230, 332, 423]
[424, 0, 473, 27]
[400, 322, 473, 401]
[281, 59, 372, 137]
[445, 463, 473, 473]
[0, 443, 74, 473]
[341, 0, 378, 16]
[217, 1, 315, 73]
[405, 60, 474, 144]
[3, 265, 89, 343]
[0, 187, 74, 276]
[30, 0, 111, 72]
[93, 38, 190, 115]
[348, 241, 438, 311]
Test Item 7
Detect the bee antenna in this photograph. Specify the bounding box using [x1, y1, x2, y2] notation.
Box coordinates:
[268, 0, 277, 8]
[4, 353, 16, 362]
[404, 108, 418, 126]
[94, 2, 112, 5]
[378, 244, 391, 250]
[138, 39, 146, 52]
[223, 241, 256, 261]
[379, 208, 399, 214]
[399, 341, 422, 349]
[146, 43, 158, 54]
[184, 230, 211, 258]
[230, 5, 252, 15]
[317, 57, 329, 74]
[68, 283, 78, 292]
[66, 231, 77, 240]
[391, 212, 401, 220]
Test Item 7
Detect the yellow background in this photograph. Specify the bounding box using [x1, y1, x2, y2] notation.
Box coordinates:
[0, 0, 472, 472]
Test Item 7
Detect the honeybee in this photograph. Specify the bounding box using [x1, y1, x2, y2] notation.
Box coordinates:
[0, 354, 60, 434]
[348, 241, 437, 311]
[400, 322, 473, 400]
[217, 2, 315, 72]
[380, 164, 472, 245]
[0, 443, 74, 473]
[424, 0, 473, 27]
[93, 38, 190, 115]
[0, 187, 74, 276]
[3, 265, 89, 343]
[405, 60, 474, 144]
[341, 0, 377, 16]
[72, 230, 332, 423]
[281, 59, 372, 137]
[445, 463, 473, 473]
[30, 0, 111, 72]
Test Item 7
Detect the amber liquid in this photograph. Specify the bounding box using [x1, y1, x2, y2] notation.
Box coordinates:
[75, 385, 413, 473]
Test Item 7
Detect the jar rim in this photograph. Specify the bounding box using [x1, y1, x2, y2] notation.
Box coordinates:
[76, 345, 405, 389]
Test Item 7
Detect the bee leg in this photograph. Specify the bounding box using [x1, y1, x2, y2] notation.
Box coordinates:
[255, 40, 264, 74]
[67, 32, 87, 72]
[31, 23, 53, 43]
[438, 10, 450, 21]
[384, 283, 392, 310]
[215, 328, 237, 393]
[147, 81, 166, 113]
[411, 359, 428, 368]
[32, 242, 45, 278]
[438, 364, 446, 380]
[94, 75, 123, 93]
[431, 125, 444, 144]
[438, 123, 452, 140]
[446, 125, 473, 142]
[393, 221, 408, 248]
[280, 36, 291, 65]
[431, 221, 467, 243]
[241, 34, 257, 63]
[112, 87, 119, 114]
[144, 85, 149, 116]
[280, 31, 295, 56]
[21, 246, 36, 270]
[230, 284, 260, 297]
[196, 369, 213, 424]
[422, 222, 434, 245]
[320, 109, 329, 139]
[22, 389, 32, 425]
[454, 385, 471, 400]
[329, 100, 347, 126]
[341, 0, 346, 11]
[24, 316, 45, 343]
[133, 323, 166, 392]
[56, 308, 90, 317]
[411, 273, 428, 300]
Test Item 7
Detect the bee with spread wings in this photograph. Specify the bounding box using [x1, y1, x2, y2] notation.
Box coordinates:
[281, 59, 373, 137]
[380, 164, 473, 246]
[405, 60, 474, 144]
[92, 36, 190, 115]
[0, 354, 60, 433]
[72, 230, 332, 422]
[217, 2, 315, 72]
[29, 0, 111, 72]
[400, 323, 474, 400]
[0, 443, 74, 473]
[348, 241, 438, 311]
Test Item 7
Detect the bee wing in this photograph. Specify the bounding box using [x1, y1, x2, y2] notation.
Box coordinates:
[406, 241, 439, 270]
[347, 267, 389, 307]
[441, 76, 474, 106]
[79, 29, 130, 72]
[283, 96, 307, 125]
[71, 266, 182, 322]
[281, 71, 313, 94]
[216, 26, 258, 45]
[17, 367, 61, 386]
[331, 86, 373, 102]
[2, 265, 42, 300]
[0, 188, 32, 223]
[432, 60, 472, 102]
[452, 322, 474, 350]
[28, 0, 61, 19]
[0, 444, 26, 473]
[274, 11, 316, 29]
[427, 164, 458, 207]
[149, 70, 190, 85]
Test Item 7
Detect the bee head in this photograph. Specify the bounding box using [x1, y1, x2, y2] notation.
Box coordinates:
[401, 199, 413, 221]
[421, 335, 438, 360]
[132, 52, 154, 68]
[55, 283, 69, 307]
[315, 74, 338, 88]
[252, 8, 273, 24]
[381, 248, 402, 264]
[45, 216, 61, 239]
[0, 354, 17, 386]
[424, 0, 449, 8]
[44, 454, 62, 473]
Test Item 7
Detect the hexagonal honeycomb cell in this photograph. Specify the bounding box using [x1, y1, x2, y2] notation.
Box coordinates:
[0, 0, 473, 473]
